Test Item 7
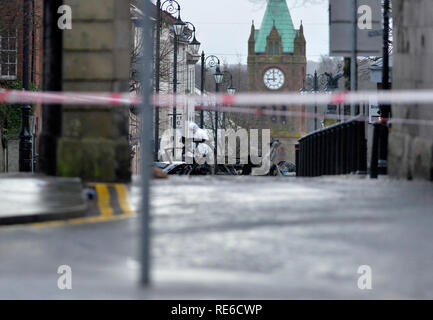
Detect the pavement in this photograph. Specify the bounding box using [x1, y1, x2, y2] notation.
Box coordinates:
[1, 175, 433, 299]
[0, 174, 87, 225]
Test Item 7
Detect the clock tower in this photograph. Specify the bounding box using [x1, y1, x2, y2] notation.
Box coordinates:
[247, 0, 307, 162]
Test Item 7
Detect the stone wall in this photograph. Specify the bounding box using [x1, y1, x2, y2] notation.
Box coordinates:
[57, 0, 132, 182]
[0, 137, 19, 173]
[389, 0, 433, 180]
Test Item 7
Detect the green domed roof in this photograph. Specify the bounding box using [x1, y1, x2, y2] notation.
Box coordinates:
[255, 0, 296, 53]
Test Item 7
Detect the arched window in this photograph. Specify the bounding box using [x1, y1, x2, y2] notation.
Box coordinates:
[275, 42, 279, 55]
[269, 41, 273, 55]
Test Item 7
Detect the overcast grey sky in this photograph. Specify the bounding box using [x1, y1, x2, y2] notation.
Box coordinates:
[155, 0, 329, 64]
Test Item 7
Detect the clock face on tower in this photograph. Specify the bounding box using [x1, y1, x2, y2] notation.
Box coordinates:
[263, 68, 285, 90]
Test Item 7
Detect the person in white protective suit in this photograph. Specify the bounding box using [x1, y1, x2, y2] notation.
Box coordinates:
[183, 122, 213, 163]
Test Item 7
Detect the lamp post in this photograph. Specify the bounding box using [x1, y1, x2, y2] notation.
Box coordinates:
[221, 70, 236, 128]
[171, 5, 185, 160]
[302, 71, 327, 131]
[378, 0, 391, 176]
[154, 0, 162, 161]
[183, 21, 201, 55]
[214, 64, 223, 174]
[200, 53, 221, 128]
[19, 0, 32, 172]
[223, 71, 236, 95]
[156, 0, 184, 161]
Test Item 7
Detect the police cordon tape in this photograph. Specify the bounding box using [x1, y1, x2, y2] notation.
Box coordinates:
[2, 89, 433, 127]
[0, 90, 139, 106]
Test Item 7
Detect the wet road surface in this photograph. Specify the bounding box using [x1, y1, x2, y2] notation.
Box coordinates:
[1, 176, 433, 299]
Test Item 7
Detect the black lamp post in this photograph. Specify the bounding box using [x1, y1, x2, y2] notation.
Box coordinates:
[221, 70, 236, 128]
[171, 5, 185, 160]
[19, 0, 32, 172]
[200, 53, 221, 128]
[156, 0, 184, 161]
[154, 0, 162, 161]
[213, 64, 224, 174]
[39, 0, 63, 176]
[378, 0, 391, 176]
[302, 71, 327, 131]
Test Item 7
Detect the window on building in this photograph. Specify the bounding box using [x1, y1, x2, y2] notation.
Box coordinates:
[269, 41, 273, 55]
[281, 105, 287, 124]
[0, 28, 17, 79]
[275, 43, 279, 55]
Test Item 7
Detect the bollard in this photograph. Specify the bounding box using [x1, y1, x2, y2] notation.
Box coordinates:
[295, 143, 300, 177]
[298, 140, 302, 177]
[378, 123, 389, 175]
[370, 122, 380, 178]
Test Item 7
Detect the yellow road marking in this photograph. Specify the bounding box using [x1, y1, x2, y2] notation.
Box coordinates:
[114, 184, 134, 215]
[30, 212, 136, 229]
[95, 184, 113, 217]
[3, 183, 136, 229]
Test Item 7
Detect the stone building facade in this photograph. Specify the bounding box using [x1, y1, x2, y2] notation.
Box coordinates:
[57, 0, 132, 182]
[247, 0, 307, 162]
[388, 0, 433, 180]
[0, 0, 43, 173]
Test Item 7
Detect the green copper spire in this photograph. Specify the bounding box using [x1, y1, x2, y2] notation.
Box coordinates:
[255, 0, 296, 53]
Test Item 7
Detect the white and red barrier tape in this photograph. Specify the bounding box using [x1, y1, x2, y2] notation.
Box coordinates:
[3, 89, 433, 107]
[0, 90, 140, 106]
[2, 89, 433, 126]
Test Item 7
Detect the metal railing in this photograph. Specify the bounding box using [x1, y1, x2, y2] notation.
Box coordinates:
[296, 117, 367, 177]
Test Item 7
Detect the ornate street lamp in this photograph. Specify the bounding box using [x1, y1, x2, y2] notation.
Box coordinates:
[183, 22, 201, 55]
[200, 53, 221, 128]
[302, 71, 327, 130]
[222, 71, 236, 95]
[220, 70, 236, 130]
[189, 36, 201, 55]
[227, 85, 236, 95]
[302, 71, 344, 129]
[214, 65, 224, 85]
[155, 0, 185, 161]
[199, 54, 222, 174]
[173, 14, 185, 36]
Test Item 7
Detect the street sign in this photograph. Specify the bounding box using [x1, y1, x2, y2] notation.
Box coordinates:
[329, 0, 382, 57]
